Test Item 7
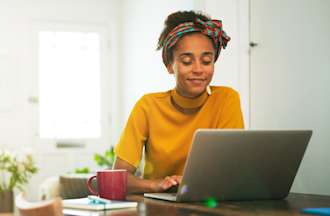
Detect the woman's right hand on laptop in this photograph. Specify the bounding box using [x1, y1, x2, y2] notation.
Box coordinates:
[151, 175, 182, 192]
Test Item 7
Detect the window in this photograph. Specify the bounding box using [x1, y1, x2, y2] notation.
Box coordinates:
[38, 31, 101, 139]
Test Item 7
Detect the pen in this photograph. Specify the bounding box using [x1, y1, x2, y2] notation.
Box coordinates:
[302, 207, 330, 215]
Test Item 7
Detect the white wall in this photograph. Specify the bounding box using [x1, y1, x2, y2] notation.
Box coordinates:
[0, 0, 121, 148]
[250, 0, 330, 195]
[0, 0, 121, 200]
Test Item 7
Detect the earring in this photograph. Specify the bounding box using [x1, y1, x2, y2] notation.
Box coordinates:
[207, 86, 212, 95]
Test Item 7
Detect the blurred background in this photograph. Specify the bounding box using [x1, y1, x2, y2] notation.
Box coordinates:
[0, 0, 329, 200]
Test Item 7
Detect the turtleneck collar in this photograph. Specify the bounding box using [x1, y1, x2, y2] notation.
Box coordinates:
[170, 89, 209, 109]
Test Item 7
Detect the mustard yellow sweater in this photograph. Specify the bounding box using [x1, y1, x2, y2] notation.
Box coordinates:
[115, 86, 244, 179]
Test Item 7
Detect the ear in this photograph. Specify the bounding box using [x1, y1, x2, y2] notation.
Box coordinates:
[166, 63, 174, 74]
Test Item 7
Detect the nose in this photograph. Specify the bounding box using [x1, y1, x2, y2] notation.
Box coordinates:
[192, 60, 203, 74]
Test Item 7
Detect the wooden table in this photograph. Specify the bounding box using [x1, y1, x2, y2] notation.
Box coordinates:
[63, 193, 330, 216]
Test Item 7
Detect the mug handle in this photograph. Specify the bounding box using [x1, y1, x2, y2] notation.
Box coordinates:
[87, 175, 98, 195]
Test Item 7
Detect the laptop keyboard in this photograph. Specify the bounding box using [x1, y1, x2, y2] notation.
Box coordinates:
[144, 192, 177, 201]
[166, 185, 179, 193]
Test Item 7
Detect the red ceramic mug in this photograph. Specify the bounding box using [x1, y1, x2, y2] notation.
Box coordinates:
[87, 169, 128, 200]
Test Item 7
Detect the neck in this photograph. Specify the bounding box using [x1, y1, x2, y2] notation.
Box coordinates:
[171, 89, 208, 110]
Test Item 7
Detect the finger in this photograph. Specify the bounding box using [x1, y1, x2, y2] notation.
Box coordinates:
[165, 176, 178, 185]
[165, 176, 178, 186]
[168, 177, 178, 186]
[170, 175, 182, 184]
[160, 180, 174, 191]
[177, 175, 182, 183]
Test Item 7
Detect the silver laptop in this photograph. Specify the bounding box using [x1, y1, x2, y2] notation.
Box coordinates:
[144, 129, 312, 202]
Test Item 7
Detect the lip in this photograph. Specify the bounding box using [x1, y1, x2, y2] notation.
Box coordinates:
[187, 78, 206, 81]
[187, 78, 206, 85]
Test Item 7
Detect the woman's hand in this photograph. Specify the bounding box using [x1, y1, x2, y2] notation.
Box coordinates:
[113, 157, 183, 193]
[151, 175, 182, 192]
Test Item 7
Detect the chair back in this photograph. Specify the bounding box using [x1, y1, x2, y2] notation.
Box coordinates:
[15, 193, 63, 216]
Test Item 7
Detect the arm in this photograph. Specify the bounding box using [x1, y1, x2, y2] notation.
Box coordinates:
[113, 157, 181, 194]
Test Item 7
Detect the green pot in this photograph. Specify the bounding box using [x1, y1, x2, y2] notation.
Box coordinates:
[59, 173, 96, 199]
[0, 190, 14, 213]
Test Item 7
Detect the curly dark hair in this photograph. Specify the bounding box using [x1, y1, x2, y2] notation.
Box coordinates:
[157, 11, 213, 66]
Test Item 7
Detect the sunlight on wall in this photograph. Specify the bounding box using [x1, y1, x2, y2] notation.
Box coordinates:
[39, 31, 101, 138]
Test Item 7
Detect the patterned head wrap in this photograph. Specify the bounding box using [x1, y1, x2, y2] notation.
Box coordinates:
[161, 18, 230, 66]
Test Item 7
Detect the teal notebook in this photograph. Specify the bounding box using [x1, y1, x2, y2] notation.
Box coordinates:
[62, 197, 138, 211]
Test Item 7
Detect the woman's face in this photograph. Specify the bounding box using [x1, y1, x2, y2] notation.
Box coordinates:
[167, 33, 215, 98]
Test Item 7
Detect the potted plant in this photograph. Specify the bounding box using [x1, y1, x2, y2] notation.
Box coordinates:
[0, 150, 38, 213]
[74, 146, 115, 174]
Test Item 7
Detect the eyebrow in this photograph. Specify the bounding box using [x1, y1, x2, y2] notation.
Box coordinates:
[178, 51, 214, 58]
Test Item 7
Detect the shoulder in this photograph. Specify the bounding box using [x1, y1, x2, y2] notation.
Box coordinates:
[210, 86, 240, 98]
[142, 91, 170, 99]
[133, 90, 171, 110]
[138, 90, 170, 104]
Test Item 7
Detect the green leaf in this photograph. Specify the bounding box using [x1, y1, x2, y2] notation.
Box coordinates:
[74, 167, 90, 174]
[93, 147, 115, 168]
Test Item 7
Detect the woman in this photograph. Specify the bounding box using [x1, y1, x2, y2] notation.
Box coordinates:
[113, 10, 244, 193]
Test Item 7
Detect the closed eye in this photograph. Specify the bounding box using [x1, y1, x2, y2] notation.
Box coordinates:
[201, 54, 213, 65]
[182, 61, 192, 65]
[202, 60, 212, 65]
